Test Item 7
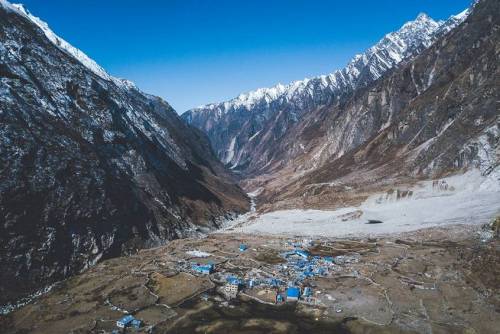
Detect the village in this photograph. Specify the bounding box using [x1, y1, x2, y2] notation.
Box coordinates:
[194, 243, 338, 303]
[4, 225, 498, 334]
[111, 237, 362, 331]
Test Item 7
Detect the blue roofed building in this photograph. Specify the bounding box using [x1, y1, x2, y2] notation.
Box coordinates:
[239, 244, 247, 251]
[295, 249, 310, 259]
[192, 263, 214, 274]
[324, 256, 334, 263]
[268, 278, 282, 287]
[227, 276, 243, 286]
[131, 319, 142, 329]
[286, 287, 300, 301]
[314, 267, 325, 276]
[295, 260, 307, 268]
[117, 315, 134, 328]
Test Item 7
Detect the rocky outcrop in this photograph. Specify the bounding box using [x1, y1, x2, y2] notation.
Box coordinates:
[0, 2, 248, 305]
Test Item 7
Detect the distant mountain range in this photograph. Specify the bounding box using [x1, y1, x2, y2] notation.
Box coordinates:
[0, 0, 248, 305]
[183, 0, 498, 213]
[182, 8, 470, 174]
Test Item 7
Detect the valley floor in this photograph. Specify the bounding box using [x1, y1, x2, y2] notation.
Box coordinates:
[2, 169, 498, 333]
[226, 170, 500, 238]
[2, 223, 499, 333]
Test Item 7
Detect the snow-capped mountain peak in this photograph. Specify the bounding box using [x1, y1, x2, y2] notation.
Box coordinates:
[1, 0, 135, 89]
[183, 6, 471, 172]
[436, 8, 471, 35]
[187, 9, 468, 119]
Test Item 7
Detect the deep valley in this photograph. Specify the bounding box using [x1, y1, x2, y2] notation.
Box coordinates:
[0, 0, 499, 332]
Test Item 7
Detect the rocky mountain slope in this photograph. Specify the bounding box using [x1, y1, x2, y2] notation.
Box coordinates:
[182, 9, 469, 175]
[254, 0, 499, 210]
[0, 1, 248, 305]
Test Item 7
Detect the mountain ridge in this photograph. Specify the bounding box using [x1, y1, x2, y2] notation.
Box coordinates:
[182, 7, 470, 172]
[251, 0, 498, 211]
[0, 0, 138, 89]
[0, 0, 248, 305]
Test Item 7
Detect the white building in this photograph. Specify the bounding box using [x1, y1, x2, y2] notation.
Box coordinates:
[224, 283, 239, 298]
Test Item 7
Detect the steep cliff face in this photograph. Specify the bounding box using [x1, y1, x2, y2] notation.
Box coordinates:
[256, 0, 499, 209]
[0, 2, 248, 305]
[182, 9, 469, 175]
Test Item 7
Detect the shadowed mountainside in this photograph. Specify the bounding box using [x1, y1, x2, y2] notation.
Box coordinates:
[0, 2, 248, 305]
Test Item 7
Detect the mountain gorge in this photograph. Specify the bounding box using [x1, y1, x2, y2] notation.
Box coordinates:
[0, 1, 248, 305]
[1, 0, 499, 332]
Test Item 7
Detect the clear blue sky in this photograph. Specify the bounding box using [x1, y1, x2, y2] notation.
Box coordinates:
[20, 0, 471, 113]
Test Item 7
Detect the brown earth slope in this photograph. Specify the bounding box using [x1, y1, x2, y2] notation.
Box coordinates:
[251, 0, 499, 211]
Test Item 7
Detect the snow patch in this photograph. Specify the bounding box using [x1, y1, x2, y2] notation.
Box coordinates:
[186, 250, 211, 258]
[225, 136, 236, 164]
[2, 1, 135, 89]
[230, 169, 500, 238]
[248, 130, 261, 141]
